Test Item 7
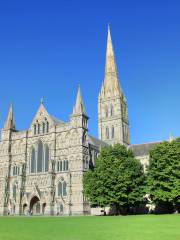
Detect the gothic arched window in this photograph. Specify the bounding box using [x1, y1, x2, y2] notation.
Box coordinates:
[106, 127, 109, 139]
[65, 160, 68, 171]
[13, 184, 16, 202]
[63, 182, 67, 196]
[37, 141, 44, 172]
[58, 182, 62, 196]
[38, 123, 40, 134]
[45, 145, 49, 172]
[13, 166, 20, 176]
[31, 147, 36, 173]
[63, 161, 66, 171]
[46, 122, 49, 133]
[42, 122, 45, 134]
[57, 161, 63, 172]
[13, 166, 18, 176]
[57, 161, 60, 171]
[34, 125, 37, 135]
[112, 126, 115, 139]
[57, 181, 67, 196]
[60, 161, 63, 171]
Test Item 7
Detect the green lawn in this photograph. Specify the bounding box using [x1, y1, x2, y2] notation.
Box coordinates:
[0, 215, 179, 240]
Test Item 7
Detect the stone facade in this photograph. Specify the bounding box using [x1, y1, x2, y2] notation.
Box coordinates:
[0, 89, 106, 216]
[0, 26, 160, 216]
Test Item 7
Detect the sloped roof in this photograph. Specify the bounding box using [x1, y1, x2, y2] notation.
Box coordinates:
[130, 142, 162, 157]
[88, 135, 108, 148]
[50, 115, 66, 126]
[30, 102, 66, 128]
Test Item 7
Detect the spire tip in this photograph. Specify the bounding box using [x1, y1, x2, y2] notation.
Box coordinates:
[40, 97, 44, 105]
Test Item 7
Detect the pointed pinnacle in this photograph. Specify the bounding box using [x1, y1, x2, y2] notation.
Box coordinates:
[73, 86, 86, 115]
[104, 25, 121, 94]
[107, 23, 112, 42]
[4, 103, 16, 130]
[40, 97, 44, 105]
[108, 23, 110, 33]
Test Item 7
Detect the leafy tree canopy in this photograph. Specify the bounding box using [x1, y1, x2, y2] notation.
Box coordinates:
[147, 140, 180, 206]
[83, 144, 146, 213]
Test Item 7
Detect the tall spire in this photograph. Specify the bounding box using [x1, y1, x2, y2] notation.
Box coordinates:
[4, 104, 16, 130]
[98, 26, 130, 145]
[73, 86, 86, 115]
[104, 25, 121, 94]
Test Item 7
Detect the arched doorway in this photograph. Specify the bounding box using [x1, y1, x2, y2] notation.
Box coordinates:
[30, 196, 40, 215]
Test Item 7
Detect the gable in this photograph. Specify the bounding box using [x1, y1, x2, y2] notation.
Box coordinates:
[30, 103, 54, 129]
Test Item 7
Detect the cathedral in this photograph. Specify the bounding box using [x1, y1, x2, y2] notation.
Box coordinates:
[0, 26, 160, 216]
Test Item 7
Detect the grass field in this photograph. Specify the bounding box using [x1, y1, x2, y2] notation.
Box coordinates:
[0, 215, 179, 240]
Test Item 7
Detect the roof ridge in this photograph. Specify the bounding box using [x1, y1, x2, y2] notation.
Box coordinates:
[131, 140, 163, 147]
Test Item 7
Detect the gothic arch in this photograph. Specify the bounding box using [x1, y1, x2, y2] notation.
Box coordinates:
[30, 196, 40, 214]
[28, 191, 41, 205]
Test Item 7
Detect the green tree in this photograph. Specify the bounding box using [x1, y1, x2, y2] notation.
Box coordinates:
[83, 144, 146, 215]
[147, 140, 180, 213]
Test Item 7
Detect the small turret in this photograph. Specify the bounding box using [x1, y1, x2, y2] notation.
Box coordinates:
[71, 86, 88, 130]
[73, 86, 87, 116]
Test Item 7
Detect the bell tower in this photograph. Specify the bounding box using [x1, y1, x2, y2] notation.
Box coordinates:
[98, 26, 130, 145]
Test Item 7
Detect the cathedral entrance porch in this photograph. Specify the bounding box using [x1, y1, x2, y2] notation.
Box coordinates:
[30, 196, 41, 215]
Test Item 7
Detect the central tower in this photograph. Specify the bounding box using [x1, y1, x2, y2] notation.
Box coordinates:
[98, 26, 130, 145]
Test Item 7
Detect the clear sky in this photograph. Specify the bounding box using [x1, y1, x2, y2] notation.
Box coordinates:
[0, 0, 180, 144]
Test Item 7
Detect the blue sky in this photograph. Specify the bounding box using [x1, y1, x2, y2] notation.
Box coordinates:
[0, 0, 180, 144]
